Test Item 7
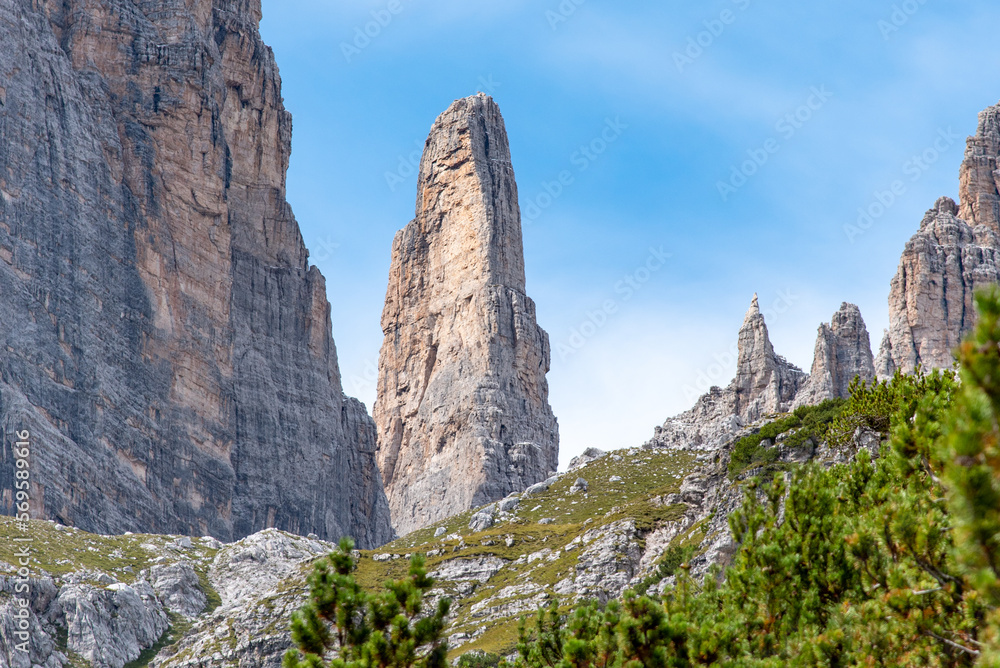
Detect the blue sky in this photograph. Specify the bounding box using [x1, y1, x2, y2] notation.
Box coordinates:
[259, 0, 1000, 469]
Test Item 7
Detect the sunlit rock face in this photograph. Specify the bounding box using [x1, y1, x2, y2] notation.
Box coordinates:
[374, 94, 559, 536]
[794, 303, 875, 408]
[876, 103, 1000, 379]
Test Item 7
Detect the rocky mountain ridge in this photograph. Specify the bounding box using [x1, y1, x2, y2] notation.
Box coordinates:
[646, 298, 876, 452]
[4, 0, 1000, 661]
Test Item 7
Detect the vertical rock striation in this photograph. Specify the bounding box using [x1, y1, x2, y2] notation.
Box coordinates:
[877, 102, 1000, 378]
[0, 0, 392, 546]
[794, 303, 875, 407]
[374, 94, 559, 536]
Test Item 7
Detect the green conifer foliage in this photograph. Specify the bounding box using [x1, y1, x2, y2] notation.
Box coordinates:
[507, 322, 996, 665]
[944, 290, 1000, 663]
[283, 538, 451, 668]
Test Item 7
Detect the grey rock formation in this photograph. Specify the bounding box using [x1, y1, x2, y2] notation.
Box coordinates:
[554, 521, 643, 604]
[733, 295, 808, 422]
[877, 103, 1000, 378]
[57, 580, 169, 668]
[150, 529, 333, 668]
[0, 572, 168, 668]
[469, 505, 497, 533]
[876, 196, 1000, 377]
[646, 295, 806, 451]
[793, 303, 876, 407]
[0, 1, 391, 546]
[374, 94, 559, 535]
[569, 448, 606, 470]
[144, 562, 207, 619]
[522, 475, 561, 498]
[874, 329, 897, 380]
[430, 557, 507, 584]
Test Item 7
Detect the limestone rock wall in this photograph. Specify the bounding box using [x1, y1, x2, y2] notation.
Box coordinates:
[875, 196, 1000, 378]
[877, 102, 1000, 378]
[374, 94, 559, 536]
[0, 0, 392, 546]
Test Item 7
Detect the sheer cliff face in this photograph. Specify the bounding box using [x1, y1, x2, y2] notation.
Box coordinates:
[374, 94, 559, 536]
[876, 102, 1000, 379]
[875, 197, 1000, 377]
[0, 0, 393, 547]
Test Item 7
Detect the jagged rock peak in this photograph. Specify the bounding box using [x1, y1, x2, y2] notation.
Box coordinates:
[794, 303, 875, 407]
[374, 94, 559, 536]
[876, 101, 1000, 379]
[733, 295, 807, 423]
[959, 103, 1000, 234]
[877, 193, 1000, 378]
[412, 93, 526, 291]
[0, 0, 392, 546]
[876, 198, 1000, 377]
[645, 295, 806, 452]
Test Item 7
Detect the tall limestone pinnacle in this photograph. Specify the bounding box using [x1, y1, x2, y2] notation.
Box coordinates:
[0, 0, 392, 546]
[876, 101, 1000, 378]
[374, 93, 560, 535]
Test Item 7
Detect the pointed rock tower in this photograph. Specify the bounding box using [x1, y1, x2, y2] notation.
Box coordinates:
[876, 103, 1000, 378]
[794, 303, 875, 407]
[374, 94, 559, 535]
[646, 295, 806, 451]
[733, 295, 808, 423]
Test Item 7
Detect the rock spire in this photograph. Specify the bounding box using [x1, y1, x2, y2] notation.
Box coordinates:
[794, 303, 876, 407]
[876, 102, 1000, 378]
[646, 295, 807, 451]
[374, 94, 559, 535]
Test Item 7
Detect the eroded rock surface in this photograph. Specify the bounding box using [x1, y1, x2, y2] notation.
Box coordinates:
[0, 0, 391, 546]
[374, 94, 559, 535]
[877, 103, 1000, 377]
[646, 296, 806, 451]
[794, 303, 875, 407]
[733, 295, 808, 422]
